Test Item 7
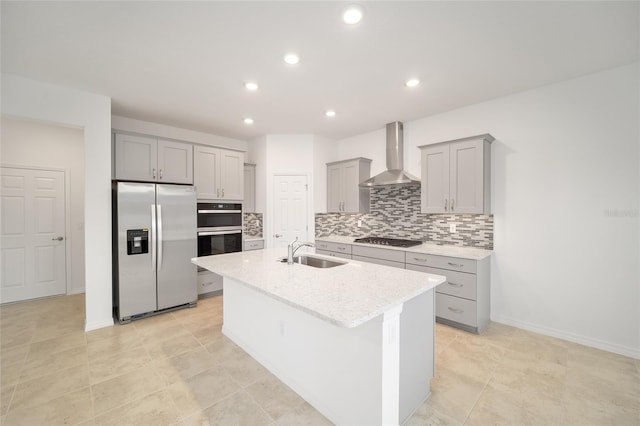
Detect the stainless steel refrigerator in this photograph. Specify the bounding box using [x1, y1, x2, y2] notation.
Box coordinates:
[113, 182, 197, 323]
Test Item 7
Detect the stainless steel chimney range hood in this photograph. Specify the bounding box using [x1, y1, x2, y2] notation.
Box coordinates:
[359, 121, 420, 188]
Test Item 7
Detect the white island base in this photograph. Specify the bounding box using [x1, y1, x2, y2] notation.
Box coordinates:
[222, 277, 435, 425]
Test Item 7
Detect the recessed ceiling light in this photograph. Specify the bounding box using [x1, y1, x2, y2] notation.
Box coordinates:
[325, 110, 336, 117]
[243, 118, 254, 125]
[343, 5, 364, 24]
[405, 78, 420, 88]
[284, 53, 300, 65]
[245, 82, 258, 91]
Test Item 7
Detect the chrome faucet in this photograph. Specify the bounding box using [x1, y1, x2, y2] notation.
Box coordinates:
[287, 237, 315, 264]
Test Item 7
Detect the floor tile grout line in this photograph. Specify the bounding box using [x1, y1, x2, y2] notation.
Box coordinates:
[91, 384, 169, 420]
[443, 324, 516, 426]
[7, 355, 90, 413]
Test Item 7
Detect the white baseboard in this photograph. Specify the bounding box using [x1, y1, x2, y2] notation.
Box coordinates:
[85, 317, 114, 332]
[68, 288, 85, 295]
[491, 314, 640, 360]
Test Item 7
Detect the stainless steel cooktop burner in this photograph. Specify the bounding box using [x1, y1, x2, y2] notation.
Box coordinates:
[353, 237, 422, 248]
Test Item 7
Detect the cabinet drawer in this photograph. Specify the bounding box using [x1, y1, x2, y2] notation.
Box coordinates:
[352, 245, 405, 263]
[244, 240, 264, 251]
[436, 293, 477, 327]
[315, 241, 352, 255]
[352, 255, 404, 269]
[406, 264, 477, 300]
[405, 252, 476, 274]
[198, 271, 223, 295]
[316, 249, 352, 260]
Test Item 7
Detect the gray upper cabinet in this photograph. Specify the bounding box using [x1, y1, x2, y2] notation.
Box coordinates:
[114, 133, 193, 184]
[157, 139, 194, 184]
[220, 150, 244, 200]
[244, 163, 256, 212]
[419, 134, 493, 214]
[327, 158, 371, 213]
[194, 145, 244, 201]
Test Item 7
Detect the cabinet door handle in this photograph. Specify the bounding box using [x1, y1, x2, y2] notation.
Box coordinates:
[412, 257, 427, 262]
[448, 307, 463, 314]
[152, 168, 157, 179]
[337, 247, 346, 251]
[451, 199, 454, 211]
[222, 189, 225, 197]
[444, 199, 448, 211]
[159, 169, 163, 179]
[318, 244, 327, 249]
[448, 282, 463, 288]
[217, 189, 220, 198]
[447, 262, 464, 268]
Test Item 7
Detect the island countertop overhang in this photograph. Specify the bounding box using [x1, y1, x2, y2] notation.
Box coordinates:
[192, 248, 446, 328]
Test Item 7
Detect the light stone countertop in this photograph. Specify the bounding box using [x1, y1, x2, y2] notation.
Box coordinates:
[192, 248, 445, 329]
[315, 236, 492, 260]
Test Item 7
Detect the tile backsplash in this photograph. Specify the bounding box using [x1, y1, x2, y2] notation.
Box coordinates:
[244, 212, 263, 238]
[315, 185, 493, 249]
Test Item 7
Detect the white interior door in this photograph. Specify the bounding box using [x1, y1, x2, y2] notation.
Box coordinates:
[272, 175, 308, 248]
[1, 167, 67, 303]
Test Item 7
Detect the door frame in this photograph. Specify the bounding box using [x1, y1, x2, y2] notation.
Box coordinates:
[268, 172, 313, 249]
[1, 164, 72, 297]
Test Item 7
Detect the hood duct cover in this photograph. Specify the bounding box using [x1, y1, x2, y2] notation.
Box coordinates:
[359, 121, 420, 187]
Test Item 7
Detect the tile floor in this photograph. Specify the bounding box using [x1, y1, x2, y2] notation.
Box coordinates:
[1, 294, 638, 425]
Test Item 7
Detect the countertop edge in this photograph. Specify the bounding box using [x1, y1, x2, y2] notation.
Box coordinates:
[192, 251, 446, 329]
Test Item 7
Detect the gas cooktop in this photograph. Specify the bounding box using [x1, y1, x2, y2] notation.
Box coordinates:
[353, 237, 423, 248]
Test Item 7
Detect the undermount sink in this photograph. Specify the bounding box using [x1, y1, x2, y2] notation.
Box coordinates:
[280, 255, 346, 269]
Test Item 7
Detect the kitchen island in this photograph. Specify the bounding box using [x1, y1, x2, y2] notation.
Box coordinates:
[192, 248, 446, 425]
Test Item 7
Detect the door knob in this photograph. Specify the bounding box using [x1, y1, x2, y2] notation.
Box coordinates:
[274, 234, 283, 238]
[52, 236, 64, 241]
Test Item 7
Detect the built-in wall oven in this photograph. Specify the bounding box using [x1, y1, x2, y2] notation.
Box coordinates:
[197, 202, 243, 257]
[197, 202, 243, 295]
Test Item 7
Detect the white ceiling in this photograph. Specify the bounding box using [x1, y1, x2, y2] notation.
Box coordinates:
[2, 1, 638, 141]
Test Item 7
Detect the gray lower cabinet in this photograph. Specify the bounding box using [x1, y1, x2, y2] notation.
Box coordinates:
[198, 270, 223, 295]
[405, 253, 490, 334]
[315, 241, 352, 259]
[243, 239, 264, 251]
[315, 239, 491, 334]
[351, 245, 404, 269]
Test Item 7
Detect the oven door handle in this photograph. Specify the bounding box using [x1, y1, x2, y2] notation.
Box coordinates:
[198, 230, 243, 236]
[197, 210, 242, 214]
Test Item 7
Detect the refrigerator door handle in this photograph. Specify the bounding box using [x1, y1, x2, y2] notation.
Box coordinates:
[157, 204, 163, 271]
[151, 204, 157, 270]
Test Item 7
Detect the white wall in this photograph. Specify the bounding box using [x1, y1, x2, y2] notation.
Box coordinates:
[337, 128, 387, 176]
[2, 73, 113, 331]
[112, 115, 248, 152]
[247, 135, 268, 215]
[249, 134, 336, 217]
[336, 63, 640, 357]
[1, 117, 86, 295]
[247, 134, 320, 246]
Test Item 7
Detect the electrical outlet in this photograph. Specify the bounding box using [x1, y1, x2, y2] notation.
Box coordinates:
[357, 219, 362, 228]
[449, 224, 457, 233]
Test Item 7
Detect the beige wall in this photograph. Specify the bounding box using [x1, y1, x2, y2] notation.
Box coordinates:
[1, 116, 86, 295]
